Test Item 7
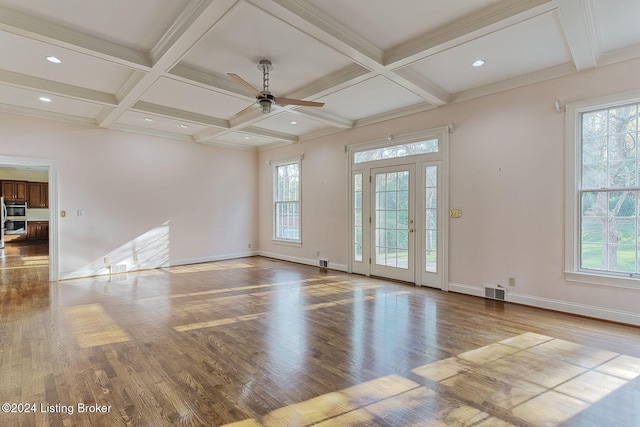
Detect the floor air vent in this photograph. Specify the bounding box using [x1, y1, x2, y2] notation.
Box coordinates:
[484, 285, 506, 301]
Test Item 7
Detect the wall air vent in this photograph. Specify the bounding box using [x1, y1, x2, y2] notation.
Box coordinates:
[110, 264, 127, 275]
[319, 259, 329, 268]
[484, 285, 506, 301]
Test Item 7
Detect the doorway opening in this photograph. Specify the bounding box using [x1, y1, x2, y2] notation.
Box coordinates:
[348, 127, 449, 289]
[0, 155, 58, 282]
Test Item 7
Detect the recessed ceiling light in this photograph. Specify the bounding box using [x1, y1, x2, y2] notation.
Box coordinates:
[290, 121, 298, 125]
[144, 117, 153, 122]
[472, 59, 486, 67]
[244, 136, 251, 140]
[39, 97, 52, 102]
[179, 124, 188, 128]
[46, 56, 62, 64]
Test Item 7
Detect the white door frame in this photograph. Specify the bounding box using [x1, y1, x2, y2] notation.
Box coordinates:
[347, 127, 449, 290]
[0, 155, 58, 282]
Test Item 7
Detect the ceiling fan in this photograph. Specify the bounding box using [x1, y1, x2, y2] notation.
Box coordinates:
[228, 59, 324, 115]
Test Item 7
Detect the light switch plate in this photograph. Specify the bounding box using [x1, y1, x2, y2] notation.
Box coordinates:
[449, 209, 462, 218]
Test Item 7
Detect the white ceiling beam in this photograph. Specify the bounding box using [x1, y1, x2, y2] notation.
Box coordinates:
[0, 102, 98, 126]
[194, 107, 266, 142]
[108, 123, 195, 142]
[392, 68, 450, 107]
[249, 0, 450, 106]
[555, 0, 599, 70]
[384, 0, 557, 69]
[252, 0, 384, 68]
[131, 101, 229, 129]
[97, 0, 240, 128]
[243, 126, 298, 143]
[169, 64, 255, 100]
[0, 69, 117, 106]
[287, 108, 353, 130]
[0, 6, 151, 70]
[283, 64, 370, 102]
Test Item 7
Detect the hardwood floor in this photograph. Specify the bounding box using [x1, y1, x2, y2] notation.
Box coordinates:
[0, 252, 639, 426]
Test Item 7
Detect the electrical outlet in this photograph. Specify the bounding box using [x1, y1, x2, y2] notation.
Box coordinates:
[316, 250, 320, 257]
[508, 277, 516, 286]
[133, 254, 138, 262]
[103, 257, 110, 264]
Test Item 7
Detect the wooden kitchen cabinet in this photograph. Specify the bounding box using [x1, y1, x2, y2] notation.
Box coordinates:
[2, 180, 27, 201]
[27, 221, 49, 240]
[28, 182, 48, 208]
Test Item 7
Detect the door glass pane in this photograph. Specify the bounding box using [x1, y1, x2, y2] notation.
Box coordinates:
[354, 139, 439, 163]
[354, 174, 363, 262]
[425, 165, 438, 273]
[375, 171, 409, 269]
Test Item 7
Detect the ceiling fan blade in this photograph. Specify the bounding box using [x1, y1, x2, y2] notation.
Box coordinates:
[227, 73, 263, 98]
[274, 97, 325, 107]
[234, 103, 258, 116]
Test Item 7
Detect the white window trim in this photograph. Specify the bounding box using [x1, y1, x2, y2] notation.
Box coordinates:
[564, 89, 640, 289]
[272, 156, 302, 246]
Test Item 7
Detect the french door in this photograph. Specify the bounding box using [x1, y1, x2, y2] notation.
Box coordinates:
[370, 165, 415, 282]
[352, 161, 445, 289]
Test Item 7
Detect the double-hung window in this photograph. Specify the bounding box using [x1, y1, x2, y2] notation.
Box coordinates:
[273, 159, 301, 243]
[566, 91, 640, 286]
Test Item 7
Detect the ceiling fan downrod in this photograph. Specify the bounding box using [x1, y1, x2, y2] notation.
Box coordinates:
[258, 60, 273, 113]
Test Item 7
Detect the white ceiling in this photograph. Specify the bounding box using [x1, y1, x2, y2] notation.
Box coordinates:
[0, 0, 639, 149]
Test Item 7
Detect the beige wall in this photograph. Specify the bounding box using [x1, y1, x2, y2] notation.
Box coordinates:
[0, 114, 259, 277]
[258, 57, 640, 324]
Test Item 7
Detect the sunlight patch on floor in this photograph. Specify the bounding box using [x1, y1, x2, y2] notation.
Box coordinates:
[223, 332, 640, 426]
[64, 303, 131, 348]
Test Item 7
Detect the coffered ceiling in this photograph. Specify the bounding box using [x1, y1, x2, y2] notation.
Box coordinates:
[0, 0, 639, 149]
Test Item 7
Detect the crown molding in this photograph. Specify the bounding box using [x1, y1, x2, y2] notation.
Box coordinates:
[297, 127, 344, 144]
[200, 139, 260, 152]
[108, 123, 195, 143]
[451, 62, 577, 104]
[257, 140, 295, 152]
[354, 102, 437, 129]
[599, 44, 640, 68]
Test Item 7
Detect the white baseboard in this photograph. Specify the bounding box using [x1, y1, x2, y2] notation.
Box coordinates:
[60, 251, 259, 280]
[170, 251, 258, 267]
[449, 282, 640, 326]
[258, 251, 348, 272]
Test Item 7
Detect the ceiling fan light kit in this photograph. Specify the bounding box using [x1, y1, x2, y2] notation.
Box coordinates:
[228, 59, 324, 116]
